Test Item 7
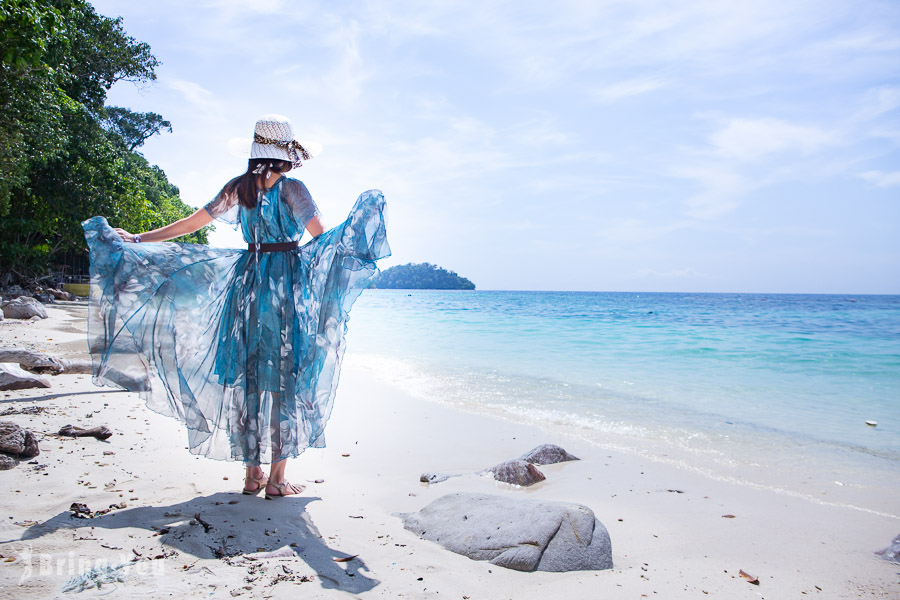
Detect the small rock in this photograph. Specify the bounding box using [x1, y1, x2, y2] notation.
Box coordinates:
[420, 472, 456, 484]
[0, 454, 17, 470]
[518, 444, 580, 465]
[876, 533, 900, 562]
[0, 364, 51, 391]
[0, 421, 40, 458]
[488, 460, 546, 486]
[1, 296, 48, 320]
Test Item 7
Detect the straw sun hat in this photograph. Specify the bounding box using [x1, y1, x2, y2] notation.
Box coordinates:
[228, 114, 321, 167]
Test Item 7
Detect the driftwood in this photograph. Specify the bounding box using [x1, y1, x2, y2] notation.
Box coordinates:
[59, 424, 113, 440]
[0, 347, 92, 375]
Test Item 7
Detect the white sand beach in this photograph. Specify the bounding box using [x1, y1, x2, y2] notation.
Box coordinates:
[1, 304, 898, 599]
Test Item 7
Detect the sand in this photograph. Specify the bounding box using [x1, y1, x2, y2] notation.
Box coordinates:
[0, 303, 898, 599]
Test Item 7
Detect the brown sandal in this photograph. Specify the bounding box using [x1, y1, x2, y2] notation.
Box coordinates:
[264, 480, 305, 500]
[242, 474, 268, 495]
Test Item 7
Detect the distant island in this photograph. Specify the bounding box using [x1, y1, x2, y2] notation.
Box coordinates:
[372, 262, 476, 290]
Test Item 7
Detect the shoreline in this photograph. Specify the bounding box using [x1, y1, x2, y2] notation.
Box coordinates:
[347, 351, 900, 521]
[0, 305, 898, 598]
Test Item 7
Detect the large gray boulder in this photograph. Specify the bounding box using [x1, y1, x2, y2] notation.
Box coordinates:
[1, 296, 48, 320]
[399, 492, 612, 572]
[0, 363, 51, 390]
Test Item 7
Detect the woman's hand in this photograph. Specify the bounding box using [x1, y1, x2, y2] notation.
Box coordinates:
[114, 228, 138, 243]
[110, 208, 213, 244]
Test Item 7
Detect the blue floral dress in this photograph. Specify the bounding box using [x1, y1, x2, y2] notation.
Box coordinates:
[82, 177, 389, 466]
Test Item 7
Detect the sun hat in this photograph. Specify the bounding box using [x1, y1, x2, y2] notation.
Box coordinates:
[249, 114, 313, 168]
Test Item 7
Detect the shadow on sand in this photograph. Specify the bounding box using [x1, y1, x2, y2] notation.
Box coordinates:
[15, 491, 379, 594]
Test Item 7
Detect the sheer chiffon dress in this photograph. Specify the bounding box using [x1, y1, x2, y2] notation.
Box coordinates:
[82, 177, 389, 465]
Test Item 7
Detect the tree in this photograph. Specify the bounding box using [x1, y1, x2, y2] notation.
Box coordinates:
[0, 0, 208, 281]
[102, 106, 171, 151]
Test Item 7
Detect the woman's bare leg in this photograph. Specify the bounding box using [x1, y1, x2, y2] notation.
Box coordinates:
[265, 459, 304, 496]
[243, 464, 267, 493]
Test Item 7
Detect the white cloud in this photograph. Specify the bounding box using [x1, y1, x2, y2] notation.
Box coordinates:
[669, 164, 749, 219]
[592, 76, 670, 104]
[709, 118, 833, 162]
[166, 78, 221, 112]
[200, 0, 287, 14]
[598, 218, 693, 244]
[860, 170, 900, 188]
[852, 86, 900, 122]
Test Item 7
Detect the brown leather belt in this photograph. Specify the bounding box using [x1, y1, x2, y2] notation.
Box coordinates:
[247, 240, 300, 252]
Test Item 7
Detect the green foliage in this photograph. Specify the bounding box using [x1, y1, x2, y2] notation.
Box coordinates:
[0, 0, 61, 69]
[373, 262, 476, 290]
[102, 106, 171, 151]
[0, 0, 207, 280]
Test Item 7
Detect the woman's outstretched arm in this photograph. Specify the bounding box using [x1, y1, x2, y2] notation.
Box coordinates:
[114, 207, 214, 243]
[306, 215, 325, 238]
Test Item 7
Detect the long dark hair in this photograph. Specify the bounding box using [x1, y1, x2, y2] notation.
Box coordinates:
[225, 158, 293, 209]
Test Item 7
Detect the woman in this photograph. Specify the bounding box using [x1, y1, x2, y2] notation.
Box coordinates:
[82, 114, 389, 499]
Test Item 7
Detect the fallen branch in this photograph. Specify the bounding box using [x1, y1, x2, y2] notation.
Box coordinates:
[194, 513, 214, 533]
[59, 424, 113, 440]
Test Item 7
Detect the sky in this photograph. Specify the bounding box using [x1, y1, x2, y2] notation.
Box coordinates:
[92, 0, 900, 293]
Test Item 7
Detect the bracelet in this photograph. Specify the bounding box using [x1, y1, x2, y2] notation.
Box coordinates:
[133, 234, 142, 243]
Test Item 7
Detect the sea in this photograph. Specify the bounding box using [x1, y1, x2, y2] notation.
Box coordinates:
[345, 291, 900, 517]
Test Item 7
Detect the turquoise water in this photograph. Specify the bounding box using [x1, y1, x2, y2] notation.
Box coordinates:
[346, 291, 900, 515]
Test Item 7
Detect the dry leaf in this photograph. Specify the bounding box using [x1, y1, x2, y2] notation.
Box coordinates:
[722, 514, 736, 518]
[739, 569, 759, 585]
[333, 555, 358, 563]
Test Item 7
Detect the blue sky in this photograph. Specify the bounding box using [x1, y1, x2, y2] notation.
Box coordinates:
[93, 0, 899, 293]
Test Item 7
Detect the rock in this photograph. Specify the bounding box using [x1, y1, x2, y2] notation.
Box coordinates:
[877, 533, 900, 562]
[518, 443, 580, 465]
[3, 285, 29, 298]
[0, 421, 26, 455]
[0, 454, 17, 470]
[488, 459, 546, 486]
[0, 363, 51, 391]
[420, 472, 457, 484]
[399, 492, 613, 572]
[0, 421, 40, 460]
[1, 296, 48, 319]
[21, 429, 40, 458]
[46, 287, 75, 301]
[0, 347, 92, 375]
